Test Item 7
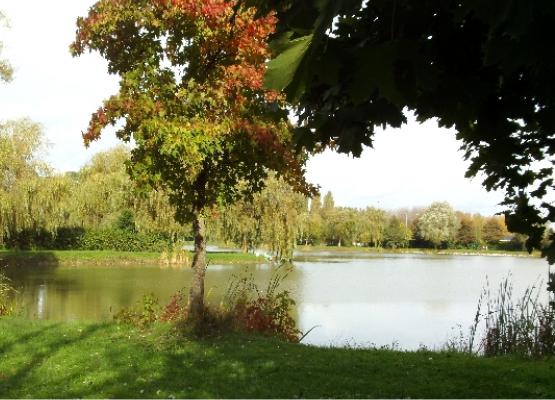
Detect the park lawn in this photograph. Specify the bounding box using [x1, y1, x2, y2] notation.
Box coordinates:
[0, 249, 263, 266]
[0, 319, 554, 398]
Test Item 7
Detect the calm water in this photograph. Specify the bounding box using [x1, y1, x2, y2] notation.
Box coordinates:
[4, 252, 550, 350]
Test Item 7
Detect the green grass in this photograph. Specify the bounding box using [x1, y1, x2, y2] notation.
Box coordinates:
[0, 319, 554, 398]
[0, 250, 263, 267]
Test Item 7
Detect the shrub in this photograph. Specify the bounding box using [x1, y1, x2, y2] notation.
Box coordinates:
[223, 268, 300, 342]
[79, 229, 172, 252]
[112, 268, 301, 342]
[0, 270, 16, 317]
[3, 227, 173, 252]
[466, 274, 555, 357]
[113, 293, 161, 328]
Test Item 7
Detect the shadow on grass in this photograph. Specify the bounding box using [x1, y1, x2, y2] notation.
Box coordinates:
[1, 321, 555, 398]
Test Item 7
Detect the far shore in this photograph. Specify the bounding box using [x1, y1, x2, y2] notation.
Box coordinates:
[0, 249, 264, 267]
[0, 246, 540, 268]
[293, 245, 540, 259]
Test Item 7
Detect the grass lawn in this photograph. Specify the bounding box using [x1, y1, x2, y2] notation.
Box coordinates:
[0, 250, 264, 267]
[0, 319, 554, 398]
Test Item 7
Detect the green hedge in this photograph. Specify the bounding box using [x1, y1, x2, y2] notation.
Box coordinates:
[4, 228, 173, 252]
[79, 229, 172, 252]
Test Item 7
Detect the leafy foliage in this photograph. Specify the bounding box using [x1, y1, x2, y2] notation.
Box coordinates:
[0, 270, 16, 316]
[253, 0, 555, 262]
[72, 0, 316, 316]
[0, 11, 13, 83]
[71, 0, 314, 224]
[113, 270, 300, 342]
[224, 269, 300, 341]
[113, 293, 161, 328]
[417, 202, 460, 248]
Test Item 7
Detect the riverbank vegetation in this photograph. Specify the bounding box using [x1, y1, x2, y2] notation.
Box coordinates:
[0, 122, 543, 261]
[1, 318, 554, 398]
[0, 249, 262, 267]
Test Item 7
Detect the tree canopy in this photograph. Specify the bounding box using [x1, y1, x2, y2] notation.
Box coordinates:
[0, 11, 13, 83]
[246, 0, 555, 262]
[71, 0, 315, 316]
[417, 202, 459, 248]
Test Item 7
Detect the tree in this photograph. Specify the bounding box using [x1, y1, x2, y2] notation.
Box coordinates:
[306, 194, 323, 244]
[384, 216, 411, 249]
[257, 175, 307, 260]
[247, 0, 555, 263]
[417, 202, 460, 249]
[72, 0, 314, 317]
[457, 214, 480, 248]
[0, 119, 48, 245]
[322, 191, 335, 212]
[482, 216, 509, 245]
[0, 11, 13, 83]
[361, 207, 386, 248]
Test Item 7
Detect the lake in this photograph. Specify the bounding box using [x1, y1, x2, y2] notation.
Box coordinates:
[4, 252, 550, 350]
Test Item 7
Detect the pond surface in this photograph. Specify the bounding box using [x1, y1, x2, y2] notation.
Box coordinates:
[4, 252, 550, 350]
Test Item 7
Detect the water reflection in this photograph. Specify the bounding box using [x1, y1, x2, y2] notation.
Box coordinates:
[5, 253, 549, 350]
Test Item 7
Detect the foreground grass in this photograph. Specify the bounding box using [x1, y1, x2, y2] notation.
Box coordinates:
[1, 319, 554, 398]
[0, 250, 263, 267]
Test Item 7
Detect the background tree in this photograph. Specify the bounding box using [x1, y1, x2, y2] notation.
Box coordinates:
[72, 0, 314, 317]
[257, 175, 307, 260]
[305, 194, 323, 245]
[384, 216, 411, 249]
[361, 207, 386, 248]
[250, 0, 555, 263]
[0, 11, 13, 83]
[457, 214, 480, 248]
[0, 119, 48, 246]
[417, 202, 460, 249]
[482, 216, 509, 245]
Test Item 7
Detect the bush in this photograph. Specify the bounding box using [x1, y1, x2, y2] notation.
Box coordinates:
[113, 268, 301, 342]
[224, 270, 300, 342]
[79, 229, 172, 252]
[4, 227, 173, 252]
[0, 270, 16, 317]
[113, 293, 161, 328]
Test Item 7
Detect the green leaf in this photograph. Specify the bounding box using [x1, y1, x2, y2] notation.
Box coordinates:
[265, 34, 313, 91]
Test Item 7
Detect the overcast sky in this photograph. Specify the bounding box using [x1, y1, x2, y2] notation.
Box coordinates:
[0, 0, 505, 215]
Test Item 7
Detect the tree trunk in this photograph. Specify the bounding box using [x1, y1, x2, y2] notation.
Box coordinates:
[188, 212, 207, 319]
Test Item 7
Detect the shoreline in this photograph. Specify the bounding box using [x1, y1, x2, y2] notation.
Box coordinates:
[0, 249, 265, 267]
[293, 245, 540, 259]
[0, 246, 540, 268]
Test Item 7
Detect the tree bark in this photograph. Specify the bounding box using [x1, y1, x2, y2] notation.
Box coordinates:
[188, 212, 207, 319]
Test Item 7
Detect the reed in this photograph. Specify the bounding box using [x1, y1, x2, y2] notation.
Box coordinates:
[465, 273, 555, 357]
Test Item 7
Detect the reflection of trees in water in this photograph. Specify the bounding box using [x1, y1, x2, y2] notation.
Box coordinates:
[8, 264, 304, 323]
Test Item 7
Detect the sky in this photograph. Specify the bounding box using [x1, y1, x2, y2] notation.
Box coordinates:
[0, 0, 505, 215]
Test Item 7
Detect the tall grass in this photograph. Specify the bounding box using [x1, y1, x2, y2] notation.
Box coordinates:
[465, 272, 555, 357]
[113, 265, 301, 341]
[0, 269, 17, 316]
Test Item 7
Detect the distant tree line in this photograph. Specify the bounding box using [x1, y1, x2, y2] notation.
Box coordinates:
[0, 119, 540, 256]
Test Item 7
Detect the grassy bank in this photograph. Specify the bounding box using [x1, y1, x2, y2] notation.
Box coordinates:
[1, 319, 554, 398]
[0, 250, 263, 267]
[294, 245, 540, 258]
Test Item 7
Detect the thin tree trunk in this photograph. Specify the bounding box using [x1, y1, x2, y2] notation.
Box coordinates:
[189, 212, 207, 319]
